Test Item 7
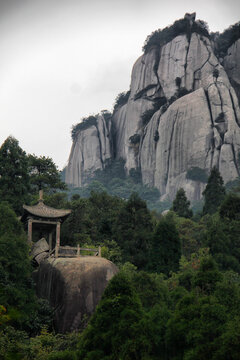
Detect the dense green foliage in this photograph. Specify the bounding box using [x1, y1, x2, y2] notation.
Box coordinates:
[28, 154, 66, 193]
[141, 97, 167, 127]
[68, 159, 166, 212]
[149, 214, 181, 275]
[0, 137, 66, 214]
[71, 115, 98, 141]
[0, 202, 52, 336]
[186, 167, 208, 183]
[171, 188, 193, 218]
[202, 166, 226, 215]
[143, 17, 209, 53]
[113, 91, 130, 111]
[2, 135, 240, 359]
[214, 21, 240, 57]
[0, 137, 31, 214]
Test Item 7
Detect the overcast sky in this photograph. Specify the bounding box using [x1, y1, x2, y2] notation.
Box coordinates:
[0, 0, 239, 169]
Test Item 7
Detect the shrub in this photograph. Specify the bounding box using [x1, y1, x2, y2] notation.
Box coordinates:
[178, 87, 191, 98]
[215, 21, 240, 57]
[129, 134, 140, 144]
[175, 77, 182, 88]
[113, 91, 130, 111]
[141, 97, 167, 127]
[71, 115, 97, 140]
[143, 17, 210, 53]
[186, 167, 208, 183]
[215, 112, 225, 123]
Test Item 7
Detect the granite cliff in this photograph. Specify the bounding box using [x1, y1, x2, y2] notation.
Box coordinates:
[66, 14, 240, 201]
[34, 257, 118, 333]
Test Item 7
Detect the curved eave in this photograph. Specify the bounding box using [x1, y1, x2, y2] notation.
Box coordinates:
[22, 202, 71, 220]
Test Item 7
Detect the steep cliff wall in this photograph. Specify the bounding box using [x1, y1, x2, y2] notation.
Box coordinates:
[66, 114, 112, 187]
[66, 15, 240, 201]
[224, 38, 240, 102]
[35, 257, 118, 333]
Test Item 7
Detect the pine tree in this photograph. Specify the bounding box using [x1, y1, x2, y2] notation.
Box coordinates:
[202, 167, 226, 215]
[150, 215, 181, 275]
[171, 188, 193, 218]
[114, 193, 153, 269]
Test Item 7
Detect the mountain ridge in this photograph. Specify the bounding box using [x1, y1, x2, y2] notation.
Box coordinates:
[65, 13, 240, 202]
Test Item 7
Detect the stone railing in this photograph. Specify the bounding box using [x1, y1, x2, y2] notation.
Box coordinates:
[54, 244, 101, 258]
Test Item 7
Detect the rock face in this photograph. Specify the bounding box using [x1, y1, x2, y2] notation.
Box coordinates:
[35, 257, 118, 333]
[224, 38, 240, 103]
[65, 114, 112, 187]
[65, 16, 240, 201]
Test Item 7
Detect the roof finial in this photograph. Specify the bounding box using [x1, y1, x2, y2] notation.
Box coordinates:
[39, 189, 44, 202]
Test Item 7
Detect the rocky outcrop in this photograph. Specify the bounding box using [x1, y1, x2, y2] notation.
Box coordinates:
[224, 39, 240, 103]
[31, 238, 49, 265]
[66, 15, 240, 201]
[35, 257, 118, 333]
[65, 114, 112, 187]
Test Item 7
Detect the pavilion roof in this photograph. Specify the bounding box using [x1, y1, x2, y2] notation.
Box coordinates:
[22, 201, 71, 219]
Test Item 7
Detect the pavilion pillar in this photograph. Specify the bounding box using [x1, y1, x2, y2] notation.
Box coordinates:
[49, 232, 53, 252]
[55, 221, 61, 258]
[27, 218, 33, 244]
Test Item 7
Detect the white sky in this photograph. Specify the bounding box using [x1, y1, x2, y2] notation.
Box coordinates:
[0, 0, 239, 169]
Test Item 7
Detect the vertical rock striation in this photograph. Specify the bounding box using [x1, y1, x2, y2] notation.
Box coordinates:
[65, 113, 112, 187]
[66, 15, 240, 201]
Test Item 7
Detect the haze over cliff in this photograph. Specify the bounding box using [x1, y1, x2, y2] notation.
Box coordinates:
[65, 13, 240, 202]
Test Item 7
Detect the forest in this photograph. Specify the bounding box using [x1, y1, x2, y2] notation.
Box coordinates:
[1, 136, 240, 359]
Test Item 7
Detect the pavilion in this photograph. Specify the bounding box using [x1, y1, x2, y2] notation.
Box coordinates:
[21, 190, 71, 257]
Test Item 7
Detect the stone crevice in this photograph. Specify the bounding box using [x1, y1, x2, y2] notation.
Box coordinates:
[166, 109, 178, 186]
[229, 89, 240, 127]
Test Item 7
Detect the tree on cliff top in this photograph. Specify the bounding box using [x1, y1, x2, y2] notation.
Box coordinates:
[202, 167, 225, 215]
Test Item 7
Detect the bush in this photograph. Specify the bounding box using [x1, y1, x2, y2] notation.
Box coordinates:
[215, 112, 225, 123]
[215, 21, 240, 57]
[113, 91, 130, 111]
[143, 17, 209, 53]
[178, 87, 191, 98]
[71, 116, 97, 140]
[141, 97, 167, 127]
[175, 77, 182, 88]
[186, 167, 208, 183]
[129, 134, 140, 144]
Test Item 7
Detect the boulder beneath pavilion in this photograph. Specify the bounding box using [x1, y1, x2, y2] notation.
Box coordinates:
[34, 256, 118, 333]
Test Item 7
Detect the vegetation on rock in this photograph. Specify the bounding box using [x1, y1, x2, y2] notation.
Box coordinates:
[143, 16, 209, 53]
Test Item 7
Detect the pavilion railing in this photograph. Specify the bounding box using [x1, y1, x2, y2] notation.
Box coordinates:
[53, 244, 101, 258]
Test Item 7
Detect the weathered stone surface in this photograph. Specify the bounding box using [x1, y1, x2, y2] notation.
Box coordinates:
[153, 89, 213, 200]
[31, 238, 49, 258]
[65, 114, 112, 187]
[65, 18, 240, 201]
[31, 238, 49, 264]
[224, 39, 240, 101]
[130, 47, 160, 99]
[35, 257, 118, 333]
[158, 34, 189, 98]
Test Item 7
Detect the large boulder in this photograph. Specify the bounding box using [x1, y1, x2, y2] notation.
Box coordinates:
[31, 238, 49, 265]
[34, 256, 118, 333]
